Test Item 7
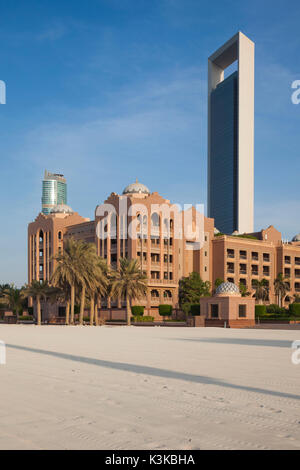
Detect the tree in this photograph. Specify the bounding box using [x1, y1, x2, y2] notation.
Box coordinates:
[1, 284, 24, 317]
[91, 258, 108, 326]
[239, 282, 251, 297]
[22, 281, 51, 325]
[179, 272, 211, 306]
[252, 279, 269, 304]
[52, 238, 87, 324]
[110, 258, 148, 326]
[274, 273, 290, 308]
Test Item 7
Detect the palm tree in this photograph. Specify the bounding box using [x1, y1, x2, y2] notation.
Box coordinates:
[274, 273, 290, 308]
[1, 284, 24, 317]
[252, 279, 269, 304]
[22, 281, 51, 325]
[239, 282, 251, 297]
[89, 258, 108, 326]
[110, 258, 148, 326]
[52, 238, 86, 324]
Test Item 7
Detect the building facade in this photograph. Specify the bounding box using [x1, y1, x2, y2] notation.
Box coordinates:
[208, 32, 254, 234]
[42, 170, 67, 215]
[28, 180, 300, 321]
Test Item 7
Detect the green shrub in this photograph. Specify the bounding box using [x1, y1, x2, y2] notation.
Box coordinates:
[83, 316, 90, 322]
[266, 304, 288, 315]
[131, 306, 145, 316]
[289, 303, 300, 317]
[159, 304, 173, 318]
[255, 305, 266, 317]
[131, 315, 154, 322]
[190, 304, 201, 316]
[18, 315, 33, 321]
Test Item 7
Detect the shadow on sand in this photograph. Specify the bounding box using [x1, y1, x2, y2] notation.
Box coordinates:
[171, 337, 293, 349]
[6, 343, 300, 402]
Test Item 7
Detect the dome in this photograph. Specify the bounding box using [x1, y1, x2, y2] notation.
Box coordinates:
[215, 281, 240, 296]
[50, 204, 74, 215]
[123, 179, 150, 195]
[292, 234, 300, 242]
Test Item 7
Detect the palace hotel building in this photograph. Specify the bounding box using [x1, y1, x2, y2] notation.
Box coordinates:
[27, 32, 300, 320]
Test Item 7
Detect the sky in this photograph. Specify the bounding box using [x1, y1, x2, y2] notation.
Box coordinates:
[0, 0, 300, 285]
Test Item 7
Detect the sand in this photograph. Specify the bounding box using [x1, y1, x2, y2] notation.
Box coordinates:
[0, 324, 299, 450]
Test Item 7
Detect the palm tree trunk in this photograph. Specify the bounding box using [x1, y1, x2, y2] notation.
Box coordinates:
[126, 294, 131, 326]
[70, 284, 75, 325]
[90, 295, 95, 326]
[94, 301, 99, 326]
[66, 300, 70, 325]
[37, 295, 41, 326]
[79, 285, 86, 325]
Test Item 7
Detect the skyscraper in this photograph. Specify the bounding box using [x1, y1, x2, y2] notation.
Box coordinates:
[42, 170, 67, 215]
[207, 31, 254, 234]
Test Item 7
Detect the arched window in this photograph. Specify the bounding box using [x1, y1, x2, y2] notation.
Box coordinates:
[163, 290, 172, 299]
[151, 289, 159, 298]
[39, 230, 44, 243]
[58, 231, 62, 240]
[151, 213, 160, 228]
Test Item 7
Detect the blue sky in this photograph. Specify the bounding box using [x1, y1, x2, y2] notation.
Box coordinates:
[0, 0, 300, 285]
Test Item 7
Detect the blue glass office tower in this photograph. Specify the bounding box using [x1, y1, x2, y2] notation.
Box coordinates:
[42, 171, 67, 215]
[209, 72, 238, 234]
[207, 32, 254, 235]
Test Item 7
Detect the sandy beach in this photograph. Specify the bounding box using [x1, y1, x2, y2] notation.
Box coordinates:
[0, 324, 299, 450]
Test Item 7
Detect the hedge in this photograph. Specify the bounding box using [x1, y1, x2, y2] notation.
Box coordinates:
[18, 315, 33, 321]
[266, 304, 288, 315]
[255, 305, 266, 317]
[131, 306, 145, 316]
[159, 304, 173, 317]
[289, 303, 300, 317]
[131, 315, 154, 323]
[190, 304, 201, 316]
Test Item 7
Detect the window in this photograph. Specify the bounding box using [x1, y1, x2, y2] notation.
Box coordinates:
[252, 251, 258, 261]
[295, 269, 300, 279]
[263, 266, 270, 276]
[295, 257, 300, 266]
[227, 277, 234, 283]
[239, 264, 247, 274]
[58, 231, 62, 240]
[58, 306, 66, 318]
[227, 262, 234, 273]
[239, 305, 247, 318]
[211, 304, 219, 318]
[239, 278, 246, 286]
[240, 250, 247, 260]
[285, 256, 291, 264]
[285, 268, 291, 277]
[251, 265, 258, 275]
[263, 253, 270, 262]
[227, 249, 234, 258]
[164, 290, 172, 298]
[151, 289, 159, 298]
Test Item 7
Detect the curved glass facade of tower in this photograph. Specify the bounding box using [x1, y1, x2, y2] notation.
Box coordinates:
[209, 72, 238, 234]
[42, 171, 67, 214]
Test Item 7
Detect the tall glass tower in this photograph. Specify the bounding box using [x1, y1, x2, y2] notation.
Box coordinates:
[208, 32, 254, 235]
[42, 170, 67, 215]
